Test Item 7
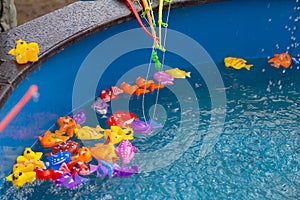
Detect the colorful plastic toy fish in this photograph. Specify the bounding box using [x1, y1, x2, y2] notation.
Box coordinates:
[91, 98, 109, 115]
[100, 86, 123, 102]
[6, 170, 36, 187]
[59, 161, 90, 176]
[135, 77, 154, 88]
[268, 53, 292, 68]
[56, 116, 80, 137]
[149, 83, 164, 91]
[34, 168, 64, 181]
[89, 143, 119, 163]
[13, 163, 35, 173]
[46, 140, 79, 156]
[75, 125, 104, 140]
[46, 151, 72, 170]
[153, 71, 174, 85]
[115, 140, 136, 164]
[131, 119, 163, 134]
[107, 111, 137, 128]
[165, 68, 191, 78]
[89, 160, 114, 178]
[38, 130, 69, 148]
[120, 82, 139, 95]
[224, 57, 253, 70]
[103, 126, 134, 144]
[15, 159, 45, 170]
[292, 56, 300, 65]
[55, 173, 88, 189]
[113, 164, 139, 177]
[135, 88, 150, 97]
[16, 147, 43, 162]
[8, 39, 40, 64]
[70, 110, 86, 124]
[71, 147, 92, 163]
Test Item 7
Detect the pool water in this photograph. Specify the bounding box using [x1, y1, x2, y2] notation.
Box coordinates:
[0, 0, 300, 199]
[1, 58, 300, 199]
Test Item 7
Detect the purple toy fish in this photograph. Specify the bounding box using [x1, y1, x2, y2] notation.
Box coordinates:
[46, 151, 72, 170]
[153, 71, 174, 85]
[113, 164, 139, 177]
[70, 110, 86, 124]
[55, 173, 88, 189]
[91, 98, 109, 115]
[131, 119, 163, 134]
[89, 159, 114, 178]
[115, 140, 136, 164]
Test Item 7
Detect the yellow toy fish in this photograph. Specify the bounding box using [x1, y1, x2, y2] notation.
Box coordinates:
[224, 57, 253, 70]
[13, 163, 35, 173]
[6, 170, 36, 187]
[8, 39, 39, 64]
[89, 143, 119, 163]
[75, 125, 104, 140]
[165, 68, 191, 79]
[103, 126, 134, 144]
[16, 147, 43, 162]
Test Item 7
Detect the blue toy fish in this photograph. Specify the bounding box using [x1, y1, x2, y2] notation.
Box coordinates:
[89, 159, 114, 178]
[46, 151, 71, 170]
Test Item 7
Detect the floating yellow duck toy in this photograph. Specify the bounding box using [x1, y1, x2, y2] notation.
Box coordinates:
[8, 39, 40, 64]
[75, 125, 104, 140]
[224, 57, 253, 70]
[103, 126, 134, 144]
[6, 170, 36, 187]
[165, 68, 191, 79]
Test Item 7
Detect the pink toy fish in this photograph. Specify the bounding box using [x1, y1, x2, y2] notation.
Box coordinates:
[115, 140, 136, 164]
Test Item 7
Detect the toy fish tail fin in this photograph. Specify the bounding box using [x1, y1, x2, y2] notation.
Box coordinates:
[245, 64, 253, 70]
[96, 125, 105, 132]
[186, 72, 191, 78]
[8, 49, 16, 55]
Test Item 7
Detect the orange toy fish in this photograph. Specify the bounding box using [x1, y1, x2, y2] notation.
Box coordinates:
[71, 147, 92, 163]
[149, 83, 164, 91]
[135, 77, 154, 88]
[135, 88, 150, 97]
[38, 130, 69, 148]
[268, 53, 292, 68]
[89, 143, 119, 163]
[120, 82, 139, 95]
[56, 116, 80, 137]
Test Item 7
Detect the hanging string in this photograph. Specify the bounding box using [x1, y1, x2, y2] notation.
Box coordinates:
[152, 1, 172, 120]
[141, 45, 156, 123]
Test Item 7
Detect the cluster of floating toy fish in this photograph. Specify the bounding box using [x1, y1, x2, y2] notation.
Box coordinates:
[224, 53, 299, 70]
[5, 65, 191, 188]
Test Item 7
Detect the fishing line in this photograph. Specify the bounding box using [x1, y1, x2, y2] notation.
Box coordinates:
[152, 1, 172, 120]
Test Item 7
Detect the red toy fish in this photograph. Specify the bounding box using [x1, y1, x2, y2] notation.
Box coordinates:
[34, 168, 64, 181]
[107, 111, 137, 128]
[46, 140, 79, 156]
[59, 161, 90, 176]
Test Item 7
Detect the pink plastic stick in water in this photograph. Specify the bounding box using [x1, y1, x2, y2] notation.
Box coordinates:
[0, 85, 38, 132]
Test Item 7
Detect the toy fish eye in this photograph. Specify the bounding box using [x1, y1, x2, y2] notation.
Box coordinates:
[19, 172, 23, 176]
[74, 163, 80, 168]
[20, 42, 24, 45]
[26, 150, 31, 154]
[12, 175, 17, 181]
